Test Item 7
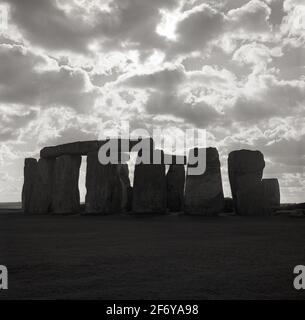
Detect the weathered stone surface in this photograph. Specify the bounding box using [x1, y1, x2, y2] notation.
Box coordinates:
[22, 158, 38, 213]
[85, 152, 122, 214]
[236, 181, 271, 216]
[224, 197, 234, 213]
[52, 155, 81, 214]
[41, 141, 99, 158]
[22, 158, 55, 214]
[228, 150, 265, 214]
[119, 164, 130, 185]
[126, 186, 133, 212]
[166, 164, 185, 212]
[184, 148, 224, 215]
[30, 158, 55, 214]
[262, 178, 280, 210]
[132, 150, 166, 213]
[40, 138, 154, 158]
[118, 164, 132, 212]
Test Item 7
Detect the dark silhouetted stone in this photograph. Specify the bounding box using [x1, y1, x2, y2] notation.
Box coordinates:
[52, 155, 81, 214]
[166, 164, 185, 212]
[184, 147, 224, 215]
[30, 158, 55, 214]
[132, 150, 166, 213]
[262, 178, 280, 210]
[22, 158, 55, 214]
[224, 197, 234, 213]
[118, 164, 132, 212]
[236, 181, 271, 216]
[85, 152, 122, 214]
[22, 158, 38, 213]
[228, 150, 265, 215]
[40, 138, 154, 158]
[126, 186, 133, 212]
[41, 141, 99, 158]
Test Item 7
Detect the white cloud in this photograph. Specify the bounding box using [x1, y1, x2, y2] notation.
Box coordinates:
[0, 0, 304, 203]
[281, 0, 305, 39]
[0, 44, 97, 111]
[227, 0, 272, 34]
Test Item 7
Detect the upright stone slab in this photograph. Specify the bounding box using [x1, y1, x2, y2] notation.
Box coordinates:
[132, 150, 166, 213]
[166, 164, 185, 212]
[236, 180, 271, 216]
[22, 158, 38, 213]
[184, 147, 224, 215]
[262, 178, 280, 210]
[224, 197, 234, 213]
[30, 158, 55, 214]
[85, 152, 122, 214]
[118, 164, 132, 212]
[228, 150, 265, 215]
[126, 186, 133, 212]
[52, 155, 81, 214]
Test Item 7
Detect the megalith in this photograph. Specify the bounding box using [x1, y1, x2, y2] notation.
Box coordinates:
[184, 147, 224, 215]
[118, 163, 132, 212]
[52, 155, 81, 214]
[228, 150, 266, 215]
[85, 152, 122, 214]
[166, 164, 185, 212]
[22, 158, 38, 213]
[236, 181, 271, 216]
[40, 138, 154, 158]
[31, 158, 55, 214]
[262, 178, 280, 210]
[22, 158, 55, 214]
[224, 197, 234, 213]
[132, 150, 166, 213]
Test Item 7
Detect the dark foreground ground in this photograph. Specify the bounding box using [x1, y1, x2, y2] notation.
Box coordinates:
[0, 211, 305, 300]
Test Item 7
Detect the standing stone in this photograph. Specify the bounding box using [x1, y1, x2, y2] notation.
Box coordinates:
[228, 150, 265, 199]
[228, 150, 265, 215]
[118, 164, 132, 212]
[224, 197, 234, 213]
[85, 152, 122, 214]
[236, 180, 272, 216]
[52, 155, 81, 214]
[166, 164, 185, 212]
[22, 158, 38, 213]
[22, 158, 55, 214]
[184, 147, 224, 215]
[126, 186, 133, 212]
[262, 178, 280, 210]
[132, 150, 166, 213]
[30, 158, 55, 214]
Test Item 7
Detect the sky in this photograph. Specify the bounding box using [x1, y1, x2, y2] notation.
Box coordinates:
[0, 0, 304, 203]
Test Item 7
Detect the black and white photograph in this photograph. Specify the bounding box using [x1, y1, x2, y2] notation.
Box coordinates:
[0, 0, 305, 305]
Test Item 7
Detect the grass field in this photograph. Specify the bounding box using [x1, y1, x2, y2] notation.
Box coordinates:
[0, 211, 305, 299]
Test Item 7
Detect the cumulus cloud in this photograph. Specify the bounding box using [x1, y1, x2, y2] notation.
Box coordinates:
[0, 44, 97, 111]
[231, 74, 305, 122]
[281, 0, 305, 39]
[171, 4, 226, 55]
[4, 0, 180, 54]
[145, 91, 222, 127]
[0, 105, 37, 141]
[0, 0, 304, 203]
[227, 0, 272, 34]
[233, 43, 282, 72]
[5, 0, 96, 52]
[122, 65, 186, 91]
